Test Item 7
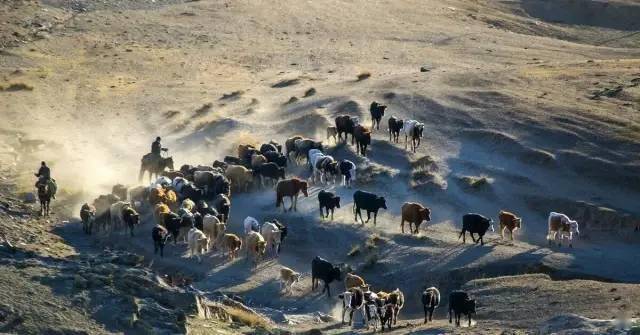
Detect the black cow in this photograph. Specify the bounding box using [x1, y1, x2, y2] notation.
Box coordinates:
[193, 211, 204, 231]
[318, 190, 340, 220]
[122, 206, 140, 237]
[335, 115, 359, 143]
[268, 219, 287, 253]
[263, 151, 287, 168]
[422, 287, 440, 324]
[369, 101, 387, 130]
[260, 143, 278, 154]
[353, 190, 387, 225]
[163, 212, 186, 245]
[152, 224, 170, 257]
[311, 256, 343, 297]
[181, 183, 205, 203]
[353, 125, 371, 156]
[388, 116, 403, 143]
[338, 160, 356, 187]
[212, 160, 227, 171]
[223, 155, 243, 166]
[256, 162, 285, 187]
[459, 213, 494, 246]
[213, 194, 231, 223]
[449, 291, 476, 327]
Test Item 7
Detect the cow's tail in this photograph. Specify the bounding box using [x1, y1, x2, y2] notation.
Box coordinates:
[276, 192, 282, 208]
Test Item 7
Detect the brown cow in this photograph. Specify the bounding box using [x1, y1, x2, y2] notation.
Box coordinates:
[223, 233, 242, 260]
[353, 125, 371, 156]
[344, 273, 366, 289]
[276, 178, 309, 212]
[401, 202, 431, 234]
[499, 210, 522, 241]
[285, 135, 303, 161]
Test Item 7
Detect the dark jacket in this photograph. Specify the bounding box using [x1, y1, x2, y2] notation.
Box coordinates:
[151, 140, 162, 155]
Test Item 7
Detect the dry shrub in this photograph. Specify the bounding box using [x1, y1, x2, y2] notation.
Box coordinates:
[284, 96, 299, 105]
[220, 90, 244, 100]
[459, 175, 492, 189]
[194, 103, 213, 117]
[2, 83, 33, 91]
[164, 110, 180, 118]
[303, 88, 316, 97]
[356, 72, 371, 81]
[224, 305, 270, 329]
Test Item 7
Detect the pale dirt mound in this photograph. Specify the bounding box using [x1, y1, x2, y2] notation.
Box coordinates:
[459, 129, 557, 166]
[464, 274, 640, 330]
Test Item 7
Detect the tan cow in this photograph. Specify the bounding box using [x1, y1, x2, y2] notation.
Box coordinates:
[280, 266, 301, 294]
[245, 231, 267, 266]
[223, 234, 242, 260]
[251, 154, 268, 169]
[499, 210, 522, 240]
[345, 273, 366, 290]
[202, 214, 226, 250]
[401, 202, 432, 234]
[225, 165, 254, 192]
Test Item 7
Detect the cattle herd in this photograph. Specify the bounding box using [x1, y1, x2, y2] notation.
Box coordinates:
[76, 102, 582, 330]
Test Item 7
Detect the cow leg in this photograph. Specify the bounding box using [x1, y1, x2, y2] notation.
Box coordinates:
[365, 211, 371, 223]
[341, 307, 346, 324]
[480, 234, 485, 246]
[349, 310, 354, 326]
[449, 308, 453, 323]
[319, 205, 324, 219]
[293, 195, 298, 211]
[405, 135, 408, 150]
[401, 219, 405, 234]
[459, 230, 466, 243]
[470, 232, 477, 243]
[330, 208, 334, 220]
[373, 211, 378, 225]
[468, 313, 472, 327]
[429, 307, 434, 321]
[424, 306, 428, 323]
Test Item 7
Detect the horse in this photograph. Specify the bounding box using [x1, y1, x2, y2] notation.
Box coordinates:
[139, 154, 174, 182]
[37, 182, 52, 216]
[276, 178, 309, 212]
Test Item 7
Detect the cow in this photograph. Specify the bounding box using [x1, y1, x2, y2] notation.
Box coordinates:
[401, 202, 431, 234]
[276, 178, 308, 212]
[202, 214, 225, 250]
[223, 233, 242, 261]
[245, 231, 267, 266]
[225, 165, 254, 193]
[260, 221, 282, 257]
[152, 224, 170, 257]
[369, 101, 387, 130]
[388, 116, 403, 143]
[181, 183, 205, 203]
[311, 256, 349, 297]
[280, 266, 301, 294]
[338, 159, 357, 187]
[318, 190, 340, 220]
[386, 289, 404, 326]
[80, 203, 96, 235]
[353, 190, 387, 225]
[187, 227, 209, 262]
[294, 138, 323, 164]
[109, 201, 140, 236]
[422, 287, 440, 323]
[256, 162, 285, 187]
[284, 135, 303, 162]
[459, 213, 494, 246]
[310, 151, 339, 184]
[339, 288, 366, 327]
[335, 115, 359, 143]
[499, 210, 522, 241]
[401, 119, 425, 153]
[547, 212, 579, 247]
[259, 143, 278, 155]
[363, 290, 383, 331]
[223, 155, 243, 167]
[263, 150, 287, 168]
[270, 219, 287, 253]
[353, 124, 371, 156]
[344, 273, 366, 289]
[213, 194, 231, 223]
[326, 126, 338, 143]
[238, 144, 257, 165]
[163, 212, 189, 245]
[449, 291, 476, 327]
[250, 154, 268, 169]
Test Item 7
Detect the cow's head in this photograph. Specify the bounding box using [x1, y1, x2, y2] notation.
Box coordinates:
[421, 207, 431, 222]
[416, 124, 425, 138]
[377, 197, 388, 210]
[514, 217, 522, 229]
[334, 196, 341, 209]
[200, 236, 210, 252]
[485, 218, 495, 232]
[380, 105, 387, 114]
[570, 220, 579, 235]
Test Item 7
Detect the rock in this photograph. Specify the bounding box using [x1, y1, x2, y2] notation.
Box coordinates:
[23, 192, 36, 203]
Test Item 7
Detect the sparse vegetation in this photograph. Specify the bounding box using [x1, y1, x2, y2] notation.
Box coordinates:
[284, 96, 299, 105]
[356, 72, 371, 81]
[1, 83, 33, 91]
[224, 305, 270, 329]
[303, 87, 316, 97]
[458, 175, 493, 190]
[271, 78, 300, 88]
[194, 103, 213, 117]
[220, 90, 244, 100]
[164, 110, 180, 118]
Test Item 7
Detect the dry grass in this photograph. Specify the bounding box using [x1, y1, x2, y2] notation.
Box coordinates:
[164, 110, 180, 119]
[224, 305, 270, 329]
[459, 175, 492, 189]
[194, 103, 213, 117]
[220, 90, 244, 100]
[1, 83, 33, 91]
[303, 88, 316, 97]
[356, 72, 371, 81]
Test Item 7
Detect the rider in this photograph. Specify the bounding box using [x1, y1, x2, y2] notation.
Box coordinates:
[35, 161, 56, 199]
[151, 137, 168, 158]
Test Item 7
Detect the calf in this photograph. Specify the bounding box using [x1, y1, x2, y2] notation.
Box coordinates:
[338, 159, 356, 187]
[152, 224, 170, 257]
[449, 291, 476, 327]
[311, 256, 343, 297]
[318, 190, 341, 220]
[422, 287, 440, 323]
[369, 101, 387, 130]
[339, 288, 366, 327]
[353, 124, 371, 156]
[280, 266, 301, 294]
[344, 273, 366, 289]
[387, 289, 404, 326]
[187, 227, 209, 262]
[163, 212, 188, 245]
[223, 233, 242, 260]
[326, 126, 338, 143]
[401, 202, 431, 234]
[547, 212, 579, 247]
[402, 119, 425, 153]
[256, 162, 285, 187]
[499, 210, 522, 241]
[459, 213, 494, 246]
[260, 221, 282, 257]
[245, 231, 267, 266]
[353, 190, 387, 225]
[388, 116, 403, 143]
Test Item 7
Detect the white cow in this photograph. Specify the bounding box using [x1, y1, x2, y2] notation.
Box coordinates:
[401, 119, 425, 152]
[243, 216, 260, 235]
[547, 212, 580, 247]
[260, 221, 282, 257]
[202, 214, 225, 250]
[187, 227, 209, 262]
